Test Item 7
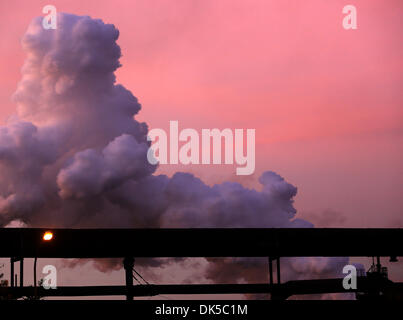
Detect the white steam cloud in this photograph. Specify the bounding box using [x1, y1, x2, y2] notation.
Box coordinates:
[1, 13, 348, 294]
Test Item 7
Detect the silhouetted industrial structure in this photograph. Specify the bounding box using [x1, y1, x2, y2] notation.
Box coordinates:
[0, 228, 402, 300]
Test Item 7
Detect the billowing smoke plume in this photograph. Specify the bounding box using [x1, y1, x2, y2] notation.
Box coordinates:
[1, 13, 348, 296]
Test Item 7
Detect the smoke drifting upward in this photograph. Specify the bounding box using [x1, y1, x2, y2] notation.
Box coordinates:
[0, 13, 304, 229]
[1, 13, 348, 293]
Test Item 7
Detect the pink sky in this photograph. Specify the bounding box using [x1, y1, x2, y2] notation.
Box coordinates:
[0, 0, 402, 229]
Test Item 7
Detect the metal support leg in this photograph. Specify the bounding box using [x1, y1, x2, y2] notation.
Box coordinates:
[269, 257, 282, 300]
[20, 258, 24, 287]
[10, 258, 14, 287]
[268, 257, 273, 285]
[123, 257, 134, 301]
[276, 257, 281, 284]
[376, 256, 381, 274]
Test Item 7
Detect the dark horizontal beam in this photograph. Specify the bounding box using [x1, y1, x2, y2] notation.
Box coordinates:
[0, 228, 402, 258]
[1, 284, 270, 298]
[2, 278, 402, 299]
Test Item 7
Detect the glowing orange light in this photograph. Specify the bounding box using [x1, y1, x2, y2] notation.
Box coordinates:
[43, 231, 53, 241]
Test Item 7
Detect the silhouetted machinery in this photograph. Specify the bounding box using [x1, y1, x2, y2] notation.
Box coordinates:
[355, 257, 403, 301]
[0, 228, 402, 300]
